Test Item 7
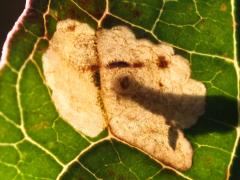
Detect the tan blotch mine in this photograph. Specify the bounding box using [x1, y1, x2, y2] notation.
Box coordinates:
[42, 19, 206, 171]
[97, 26, 206, 171]
[42, 19, 106, 137]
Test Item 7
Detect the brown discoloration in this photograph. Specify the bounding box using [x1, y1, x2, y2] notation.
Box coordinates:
[157, 56, 168, 68]
[107, 61, 131, 69]
[88, 64, 99, 71]
[92, 71, 101, 87]
[220, 3, 227, 12]
[132, 62, 144, 68]
[119, 76, 130, 90]
[206, 156, 214, 164]
[159, 82, 164, 87]
[78, 64, 100, 72]
[67, 24, 76, 31]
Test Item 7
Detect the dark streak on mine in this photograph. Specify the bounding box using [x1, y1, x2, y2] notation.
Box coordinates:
[132, 62, 144, 68]
[107, 61, 131, 69]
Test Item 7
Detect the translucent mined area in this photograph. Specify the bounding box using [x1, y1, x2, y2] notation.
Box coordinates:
[42, 19, 206, 171]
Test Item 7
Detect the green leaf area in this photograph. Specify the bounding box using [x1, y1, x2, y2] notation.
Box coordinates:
[0, 0, 239, 179]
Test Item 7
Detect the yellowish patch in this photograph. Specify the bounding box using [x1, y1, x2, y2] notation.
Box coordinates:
[42, 19, 206, 171]
[220, 3, 227, 12]
[30, 121, 50, 131]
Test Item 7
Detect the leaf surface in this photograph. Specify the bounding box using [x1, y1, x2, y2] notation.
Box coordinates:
[0, 0, 239, 179]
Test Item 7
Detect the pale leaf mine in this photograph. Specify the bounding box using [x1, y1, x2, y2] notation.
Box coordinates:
[42, 19, 206, 171]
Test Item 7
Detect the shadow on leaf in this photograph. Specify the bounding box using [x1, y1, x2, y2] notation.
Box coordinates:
[112, 74, 238, 150]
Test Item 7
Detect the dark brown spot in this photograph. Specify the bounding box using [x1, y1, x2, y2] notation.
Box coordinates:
[157, 56, 168, 68]
[92, 71, 100, 87]
[119, 76, 130, 90]
[159, 82, 164, 87]
[67, 25, 76, 31]
[132, 62, 144, 68]
[89, 64, 99, 71]
[205, 156, 214, 164]
[107, 61, 130, 69]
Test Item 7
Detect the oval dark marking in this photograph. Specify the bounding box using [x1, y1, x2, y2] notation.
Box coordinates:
[107, 61, 130, 69]
[119, 76, 130, 90]
[157, 56, 168, 68]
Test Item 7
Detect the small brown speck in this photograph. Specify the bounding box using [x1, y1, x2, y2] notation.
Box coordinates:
[67, 25, 76, 31]
[159, 82, 164, 87]
[157, 56, 168, 68]
[220, 3, 227, 12]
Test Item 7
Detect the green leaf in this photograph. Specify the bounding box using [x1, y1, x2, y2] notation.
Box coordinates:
[0, 0, 239, 179]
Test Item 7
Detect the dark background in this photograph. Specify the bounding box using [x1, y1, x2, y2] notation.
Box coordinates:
[0, 0, 25, 57]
